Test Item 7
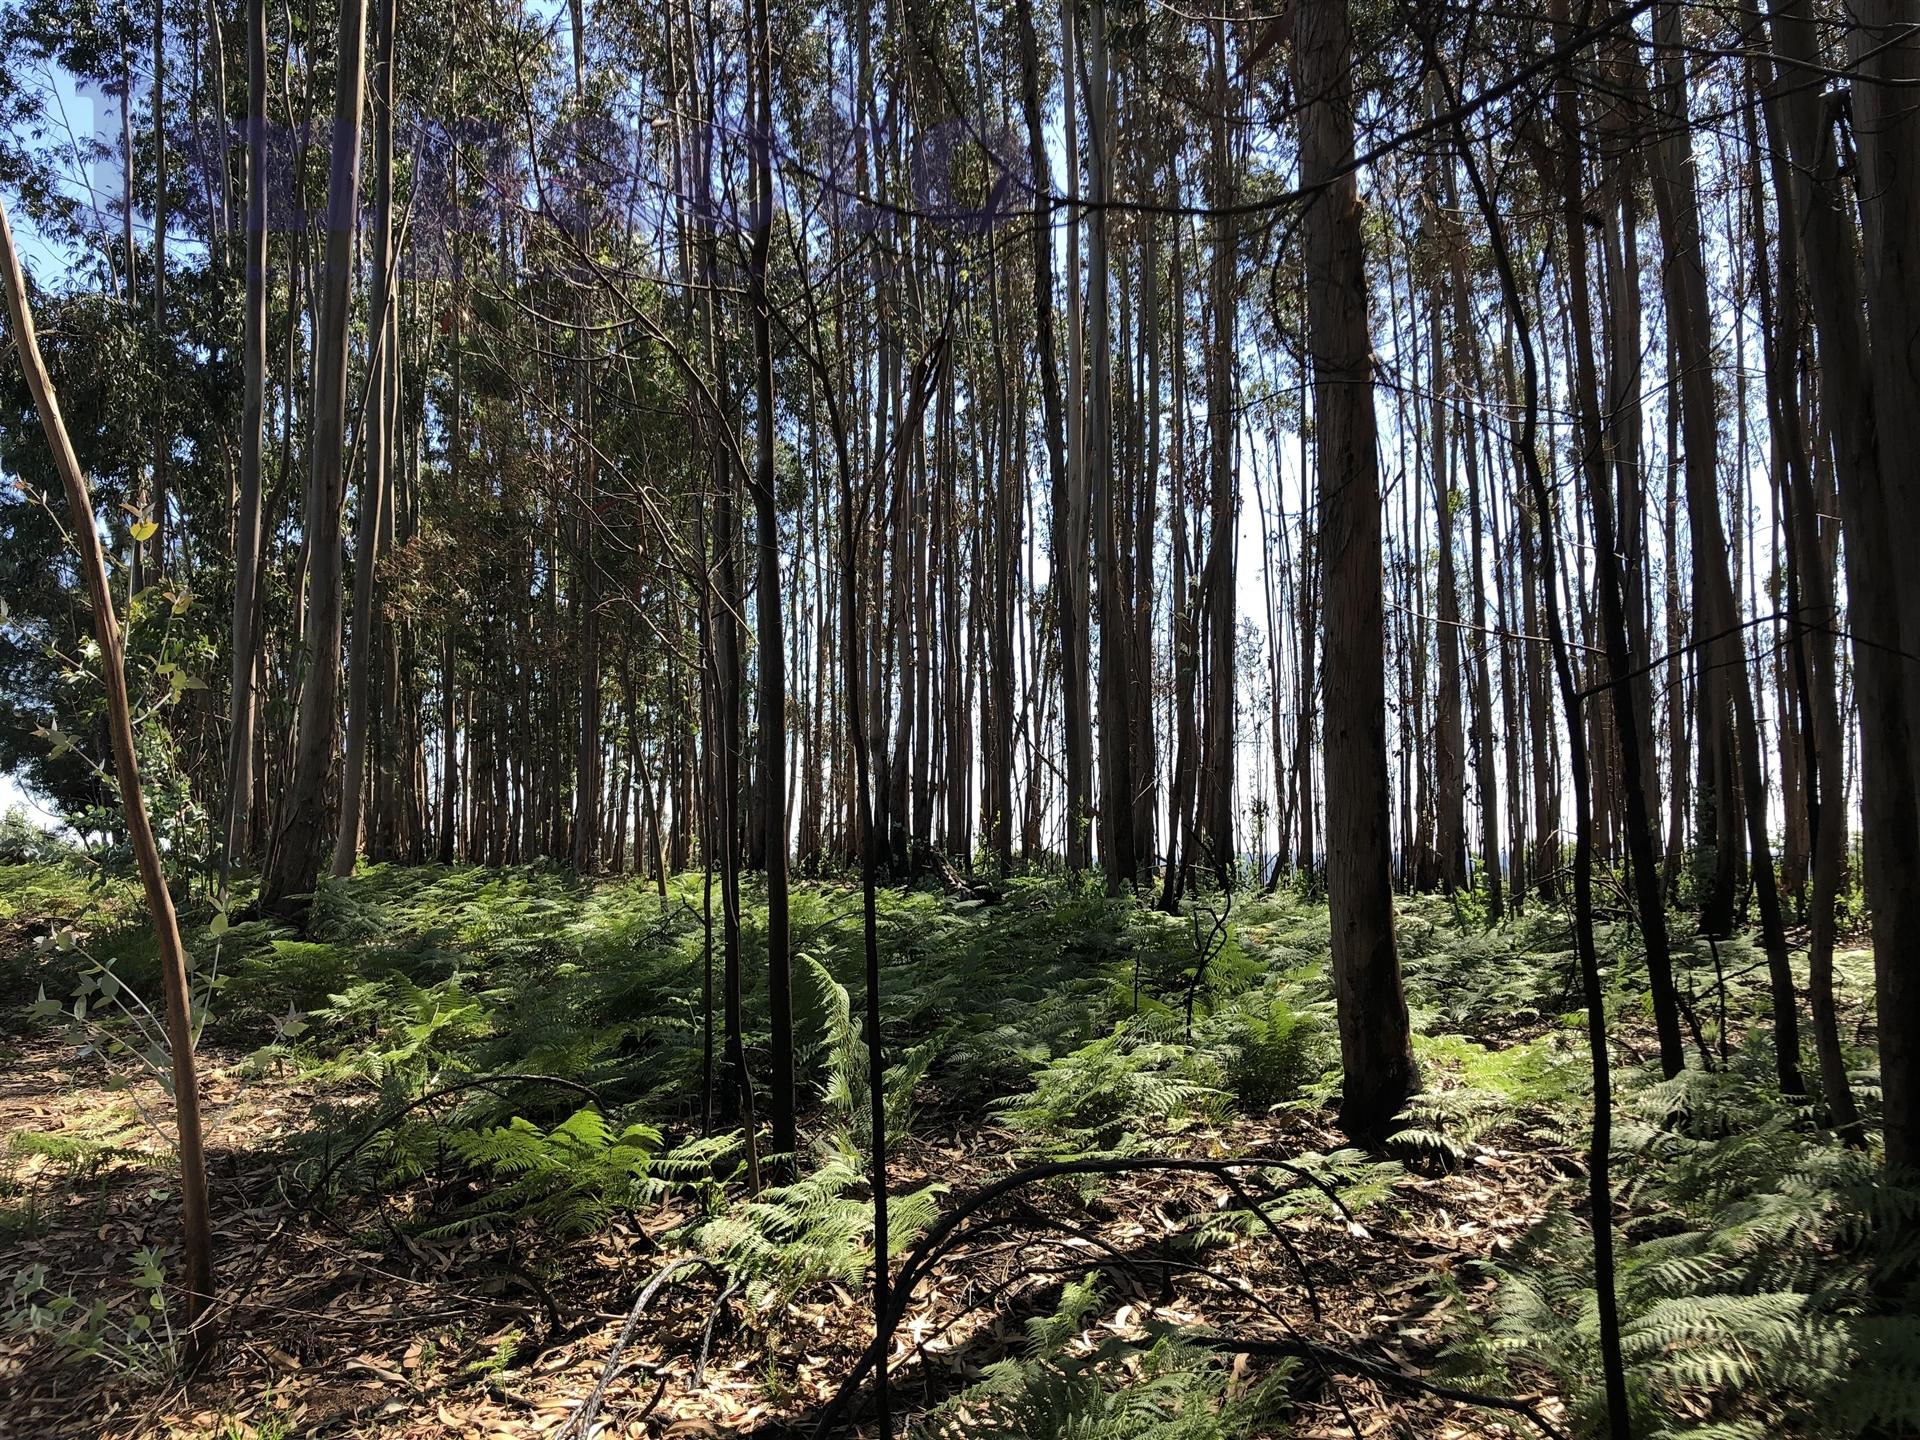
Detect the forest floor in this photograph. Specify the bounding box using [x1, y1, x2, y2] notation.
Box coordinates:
[0, 861, 1899, 1440]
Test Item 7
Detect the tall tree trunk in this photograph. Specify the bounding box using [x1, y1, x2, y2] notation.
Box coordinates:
[1764, 0, 1920, 1164]
[1132, 173, 1162, 880]
[748, 0, 794, 1169]
[149, 0, 168, 580]
[1087, 0, 1135, 891]
[1200, 12, 1238, 886]
[834, 282, 892, 1440]
[1057, 0, 1093, 871]
[1295, 0, 1416, 1141]
[1749, 39, 1862, 1138]
[262, 0, 368, 913]
[1294, 415, 1319, 878]
[437, 244, 464, 866]
[221, 0, 268, 891]
[1649, 1, 1802, 1093]
[1013, 0, 1082, 873]
[568, 0, 601, 877]
[1840, 0, 1920, 1175]
[1161, 229, 1198, 909]
[330, 0, 396, 879]
[1427, 236, 1466, 894]
[1549, 52, 1684, 1078]
[1429, 30, 1633, 1430]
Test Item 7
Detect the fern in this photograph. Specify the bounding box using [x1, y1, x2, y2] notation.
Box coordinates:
[310, 974, 498, 1083]
[793, 951, 938, 1146]
[1443, 1113, 1920, 1438]
[1391, 1030, 1582, 1164]
[1182, 1147, 1400, 1248]
[913, 1274, 1293, 1440]
[1205, 989, 1332, 1114]
[677, 1137, 944, 1311]
[384, 1105, 665, 1241]
[999, 1017, 1226, 1160]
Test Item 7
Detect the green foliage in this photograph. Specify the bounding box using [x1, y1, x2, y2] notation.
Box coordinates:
[309, 973, 499, 1084]
[1391, 1031, 1583, 1164]
[0, 1127, 133, 1240]
[847, 876, 1133, 1110]
[999, 1016, 1227, 1159]
[382, 1105, 666, 1241]
[994, 950, 1332, 1160]
[1182, 1147, 1401, 1248]
[914, 1274, 1294, 1440]
[3, 1246, 186, 1377]
[0, 857, 109, 926]
[1, 857, 1905, 1436]
[21, 924, 223, 1113]
[0, 807, 66, 865]
[1444, 1061, 1920, 1438]
[793, 950, 938, 1146]
[1208, 989, 1331, 1114]
[1393, 898, 1578, 1040]
[678, 1139, 944, 1312]
[222, 938, 356, 1015]
[7, 1127, 127, 1185]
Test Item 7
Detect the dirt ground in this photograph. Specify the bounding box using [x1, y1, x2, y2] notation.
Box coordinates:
[0, 1032, 1573, 1440]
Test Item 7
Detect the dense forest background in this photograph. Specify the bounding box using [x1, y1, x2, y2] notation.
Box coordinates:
[0, 0, 1918, 1434]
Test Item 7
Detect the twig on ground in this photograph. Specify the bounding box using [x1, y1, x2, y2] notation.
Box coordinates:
[694, 1279, 740, 1387]
[809, 1152, 1383, 1438]
[1211, 1335, 1567, 1440]
[557, 1255, 718, 1440]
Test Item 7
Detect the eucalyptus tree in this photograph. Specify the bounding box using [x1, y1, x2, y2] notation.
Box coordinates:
[1294, 0, 1416, 1141]
[262, 0, 369, 914]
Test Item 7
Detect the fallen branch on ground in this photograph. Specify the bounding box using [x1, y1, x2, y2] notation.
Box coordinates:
[558, 1255, 720, 1440]
[1206, 1335, 1567, 1440]
[805, 1151, 1489, 1438]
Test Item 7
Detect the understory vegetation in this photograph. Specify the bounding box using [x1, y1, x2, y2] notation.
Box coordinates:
[2, 854, 1911, 1438]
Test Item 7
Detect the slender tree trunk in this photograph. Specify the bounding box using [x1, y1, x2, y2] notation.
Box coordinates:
[1012, 0, 1075, 874]
[1428, 29, 1633, 1430]
[1764, 0, 1918, 1161]
[150, 0, 168, 579]
[330, 0, 396, 879]
[1649, 1, 1802, 1093]
[567, 0, 601, 877]
[262, 0, 368, 913]
[1295, 0, 1416, 1141]
[1087, 0, 1135, 891]
[1749, 40, 1862, 1137]
[1549, 51, 1684, 1079]
[436, 254, 463, 865]
[1132, 151, 1162, 879]
[1056, 0, 1093, 872]
[1200, 13, 1239, 886]
[1161, 230, 1198, 909]
[221, 0, 269, 891]
[1427, 240, 1466, 894]
[1295, 415, 1319, 879]
[748, 0, 794, 1168]
[0, 194, 215, 1335]
[1839, 0, 1920, 1175]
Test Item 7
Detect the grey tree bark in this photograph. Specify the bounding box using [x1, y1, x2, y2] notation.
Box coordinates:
[221, 0, 269, 892]
[263, 0, 368, 914]
[330, 0, 397, 879]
